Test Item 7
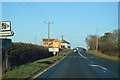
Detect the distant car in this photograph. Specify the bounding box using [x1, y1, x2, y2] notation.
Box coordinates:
[73, 49, 78, 53]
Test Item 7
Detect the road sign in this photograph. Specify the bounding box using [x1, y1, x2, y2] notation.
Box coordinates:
[0, 31, 14, 37]
[52, 42, 60, 48]
[0, 38, 12, 48]
[53, 52, 56, 56]
[49, 48, 59, 52]
[0, 21, 11, 31]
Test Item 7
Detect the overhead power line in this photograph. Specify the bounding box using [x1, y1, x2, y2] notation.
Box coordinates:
[103, 18, 118, 32]
[21, 3, 50, 23]
[31, 3, 54, 22]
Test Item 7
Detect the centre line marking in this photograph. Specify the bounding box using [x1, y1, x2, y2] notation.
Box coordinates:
[78, 52, 94, 64]
[89, 64, 108, 71]
[78, 52, 87, 59]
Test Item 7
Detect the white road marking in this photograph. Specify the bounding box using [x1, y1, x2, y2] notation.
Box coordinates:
[78, 52, 94, 64]
[91, 61, 94, 63]
[91, 57, 94, 58]
[78, 52, 108, 72]
[89, 64, 108, 71]
[78, 52, 87, 59]
[32, 55, 68, 78]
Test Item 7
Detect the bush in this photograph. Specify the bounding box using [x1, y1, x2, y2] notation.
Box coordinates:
[98, 42, 118, 56]
[2, 42, 53, 73]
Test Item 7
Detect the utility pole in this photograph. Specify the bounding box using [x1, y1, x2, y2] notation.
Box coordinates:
[5, 48, 8, 71]
[44, 21, 54, 47]
[96, 28, 99, 52]
[62, 35, 64, 40]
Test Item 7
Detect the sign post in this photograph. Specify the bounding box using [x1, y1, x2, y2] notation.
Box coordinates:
[0, 21, 14, 71]
[49, 48, 59, 52]
[53, 52, 56, 56]
[49, 47, 59, 56]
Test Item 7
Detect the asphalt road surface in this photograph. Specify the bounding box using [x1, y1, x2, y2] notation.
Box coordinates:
[36, 51, 119, 79]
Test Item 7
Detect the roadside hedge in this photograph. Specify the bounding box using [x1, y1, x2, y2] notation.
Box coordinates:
[2, 42, 52, 73]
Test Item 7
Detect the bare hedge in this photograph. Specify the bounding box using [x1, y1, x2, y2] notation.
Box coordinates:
[2, 42, 52, 72]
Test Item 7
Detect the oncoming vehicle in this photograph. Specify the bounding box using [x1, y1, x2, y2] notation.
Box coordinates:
[73, 48, 78, 53]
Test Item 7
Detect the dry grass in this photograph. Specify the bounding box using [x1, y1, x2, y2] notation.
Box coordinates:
[0, 68, 2, 80]
[87, 50, 120, 62]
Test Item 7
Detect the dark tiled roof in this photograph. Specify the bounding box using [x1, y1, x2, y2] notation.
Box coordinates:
[61, 39, 70, 44]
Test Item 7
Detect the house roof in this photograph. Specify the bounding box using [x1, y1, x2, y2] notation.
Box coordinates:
[43, 39, 55, 42]
[53, 39, 61, 42]
[61, 39, 70, 44]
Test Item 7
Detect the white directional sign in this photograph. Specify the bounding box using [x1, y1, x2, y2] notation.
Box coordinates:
[0, 21, 11, 31]
[0, 31, 14, 37]
[0, 21, 14, 37]
[49, 48, 59, 52]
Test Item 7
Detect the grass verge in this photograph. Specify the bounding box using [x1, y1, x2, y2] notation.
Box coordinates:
[87, 50, 120, 62]
[2, 50, 71, 79]
[0, 68, 2, 80]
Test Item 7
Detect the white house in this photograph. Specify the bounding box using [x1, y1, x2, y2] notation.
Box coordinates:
[61, 39, 71, 49]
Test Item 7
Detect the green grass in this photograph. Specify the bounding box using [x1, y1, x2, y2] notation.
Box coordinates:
[2, 50, 71, 79]
[87, 50, 120, 62]
[0, 68, 2, 80]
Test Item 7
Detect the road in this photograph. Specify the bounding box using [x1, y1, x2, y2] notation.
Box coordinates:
[35, 51, 119, 79]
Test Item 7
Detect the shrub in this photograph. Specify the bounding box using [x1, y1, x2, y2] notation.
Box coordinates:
[2, 42, 53, 73]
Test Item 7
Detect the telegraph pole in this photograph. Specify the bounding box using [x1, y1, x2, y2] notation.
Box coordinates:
[96, 28, 99, 52]
[5, 48, 8, 70]
[62, 35, 64, 40]
[44, 21, 54, 47]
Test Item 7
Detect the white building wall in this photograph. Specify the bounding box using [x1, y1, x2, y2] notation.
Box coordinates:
[61, 43, 70, 49]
